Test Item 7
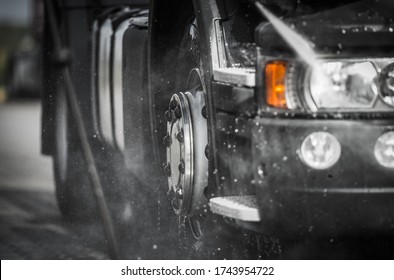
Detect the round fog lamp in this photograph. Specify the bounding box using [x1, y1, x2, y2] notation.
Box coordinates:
[374, 131, 394, 168]
[300, 132, 341, 170]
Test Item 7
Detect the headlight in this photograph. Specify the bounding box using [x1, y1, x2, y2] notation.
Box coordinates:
[265, 59, 394, 111]
[308, 62, 378, 110]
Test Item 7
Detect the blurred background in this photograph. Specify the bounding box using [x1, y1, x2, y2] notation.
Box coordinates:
[0, 0, 109, 259]
[0, 0, 38, 102]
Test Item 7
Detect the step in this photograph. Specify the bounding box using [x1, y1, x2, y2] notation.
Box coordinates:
[209, 195, 261, 222]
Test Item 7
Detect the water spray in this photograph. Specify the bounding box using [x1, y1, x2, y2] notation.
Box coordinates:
[251, 0, 330, 91]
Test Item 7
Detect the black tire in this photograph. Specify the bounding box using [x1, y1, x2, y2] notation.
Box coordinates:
[53, 87, 98, 222]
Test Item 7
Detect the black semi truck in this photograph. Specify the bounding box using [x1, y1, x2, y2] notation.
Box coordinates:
[37, 0, 394, 258]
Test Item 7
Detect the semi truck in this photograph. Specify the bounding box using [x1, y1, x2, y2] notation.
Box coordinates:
[38, 0, 394, 258]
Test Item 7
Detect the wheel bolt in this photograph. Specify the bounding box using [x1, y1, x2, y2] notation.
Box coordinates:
[164, 164, 171, 177]
[165, 110, 173, 122]
[175, 188, 183, 200]
[171, 198, 180, 210]
[176, 129, 184, 143]
[163, 134, 171, 147]
[170, 99, 178, 110]
[178, 161, 185, 174]
[201, 105, 207, 119]
[174, 106, 182, 119]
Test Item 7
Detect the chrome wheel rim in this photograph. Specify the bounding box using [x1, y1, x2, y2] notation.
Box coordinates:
[165, 69, 208, 217]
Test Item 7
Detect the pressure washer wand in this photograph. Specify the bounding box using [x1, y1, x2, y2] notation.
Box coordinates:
[45, 0, 120, 259]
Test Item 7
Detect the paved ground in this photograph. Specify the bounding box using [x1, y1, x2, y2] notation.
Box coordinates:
[0, 100, 108, 259]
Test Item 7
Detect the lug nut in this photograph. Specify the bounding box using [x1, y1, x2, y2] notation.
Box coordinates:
[176, 129, 184, 143]
[201, 105, 207, 119]
[175, 188, 183, 200]
[178, 161, 185, 174]
[170, 99, 178, 110]
[171, 198, 180, 210]
[164, 164, 171, 177]
[165, 110, 173, 122]
[174, 106, 182, 119]
[163, 134, 171, 147]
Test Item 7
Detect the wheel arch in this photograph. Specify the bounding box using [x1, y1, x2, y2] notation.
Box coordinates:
[148, 0, 195, 95]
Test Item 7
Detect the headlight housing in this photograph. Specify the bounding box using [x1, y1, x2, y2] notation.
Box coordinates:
[265, 58, 394, 111]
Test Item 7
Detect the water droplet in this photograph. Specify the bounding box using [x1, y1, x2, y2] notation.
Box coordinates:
[153, 244, 158, 250]
[283, 156, 288, 161]
[389, 27, 393, 32]
[257, 164, 266, 178]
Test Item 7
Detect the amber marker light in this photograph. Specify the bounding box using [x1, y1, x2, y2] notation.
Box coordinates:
[265, 61, 288, 109]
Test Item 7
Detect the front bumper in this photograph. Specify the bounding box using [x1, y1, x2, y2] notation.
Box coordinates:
[250, 117, 394, 236]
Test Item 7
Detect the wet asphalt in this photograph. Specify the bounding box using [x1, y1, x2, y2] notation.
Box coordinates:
[0, 100, 108, 259]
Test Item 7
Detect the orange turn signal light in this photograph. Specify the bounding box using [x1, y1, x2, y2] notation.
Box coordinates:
[265, 61, 288, 109]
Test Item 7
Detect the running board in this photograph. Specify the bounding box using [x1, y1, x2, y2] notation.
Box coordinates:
[209, 195, 261, 222]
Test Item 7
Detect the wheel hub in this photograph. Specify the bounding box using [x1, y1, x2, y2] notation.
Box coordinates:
[164, 88, 208, 217]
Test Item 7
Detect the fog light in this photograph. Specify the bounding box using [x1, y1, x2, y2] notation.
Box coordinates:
[374, 132, 394, 168]
[300, 132, 341, 170]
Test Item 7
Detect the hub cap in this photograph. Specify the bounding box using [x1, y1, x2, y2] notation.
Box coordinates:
[165, 73, 208, 217]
